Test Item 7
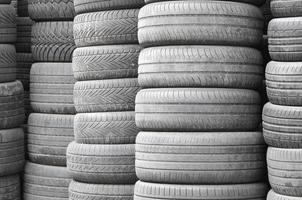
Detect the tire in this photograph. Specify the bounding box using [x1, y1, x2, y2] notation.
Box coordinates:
[67, 142, 136, 184]
[0, 175, 20, 200]
[69, 180, 134, 200]
[134, 181, 269, 200]
[271, 0, 302, 17]
[75, 112, 139, 144]
[0, 128, 24, 176]
[27, 113, 74, 166]
[73, 45, 141, 81]
[267, 147, 302, 197]
[74, 9, 139, 47]
[0, 5, 16, 43]
[263, 102, 302, 148]
[30, 63, 76, 114]
[267, 190, 300, 200]
[145, 0, 265, 6]
[138, 1, 263, 47]
[16, 17, 33, 53]
[0, 0, 11, 4]
[0, 81, 24, 129]
[261, 0, 272, 34]
[139, 46, 264, 89]
[0, 44, 16, 83]
[17, 0, 28, 16]
[268, 17, 302, 61]
[23, 162, 71, 200]
[74, 78, 140, 113]
[28, 0, 75, 20]
[31, 21, 75, 62]
[136, 88, 262, 131]
[16, 53, 32, 91]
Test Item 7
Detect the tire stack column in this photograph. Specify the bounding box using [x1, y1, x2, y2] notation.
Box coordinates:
[66, 1, 144, 199]
[264, 1, 302, 199]
[134, 1, 269, 199]
[23, 0, 76, 199]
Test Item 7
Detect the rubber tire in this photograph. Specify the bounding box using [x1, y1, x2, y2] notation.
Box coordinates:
[30, 63, 75, 114]
[16, 53, 32, 91]
[69, 180, 134, 200]
[27, 113, 74, 166]
[0, 0, 12, 4]
[74, 9, 139, 47]
[267, 147, 302, 197]
[267, 190, 301, 200]
[74, 78, 140, 113]
[0, 5, 16, 43]
[16, 17, 33, 53]
[145, 0, 265, 6]
[136, 88, 262, 131]
[138, 1, 264, 47]
[134, 181, 269, 200]
[139, 46, 264, 89]
[271, 0, 302, 17]
[73, 45, 141, 81]
[67, 142, 136, 184]
[17, 0, 28, 17]
[31, 21, 75, 62]
[28, 0, 75, 20]
[0, 175, 20, 200]
[0, 44, 16, 83]
[23, 162, 71, 200]
[75, 112, 139, 144]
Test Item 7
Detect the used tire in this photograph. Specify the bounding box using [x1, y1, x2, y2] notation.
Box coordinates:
[17, 0, 28, 16]
[136, 88, 262, 131]
[0, 44, 16, 83]
[73, 45, 141, 81]
[138, 1, 263, 47]
[16, 17, 33, 53]
[271, 0, 302, 17]
[67, 142, 136, 184]
[0, 175, 21, 200]
[30, 63, 76, 114]
[75, 112, 139, 144]
[27, 113, 74, 166]
[74, 78, 140, 113]
[267, 147, 302, 197]
[69, 180, 134, 200]
[74, 9, 139, 47]
[145, 0, 265, 6]
[0, 5, 16, 43]
[267, 190, 299, 200]
[16, 53, 32, 91]
[139, 46, 264, 89]
[31, 21, 75, 62]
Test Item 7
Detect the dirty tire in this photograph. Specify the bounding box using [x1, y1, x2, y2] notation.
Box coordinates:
[69, 180, 134, 200]
[267, 147, 302, 197]
[31, 21, 75, 62]
[74, 78, 140, 113]
[27, 113, 74, 166]
[16, 53, 32, 91]
[136, 88, 261, 131]
[139, 46, 264, 89]
[0, 45, 16, 83]
[138, 1, 264, 47]
[28, 0, 75, 20]
[75, 112, 139, 144]
[271, 0, 302, 17]
[0, 175, 21, 200]
[0, 5, 16, 43]
[74, 9, 139, 47]
[23, 162, 71, 200]
[73, 45, 141, 81]
[0, 128, 24, 176]
[30, 63, 76, 114]
[134, 181, 269, 200]
[16, 17, 33, 53]
[67, 142, 136, 184]
[145, 0, 265, 6]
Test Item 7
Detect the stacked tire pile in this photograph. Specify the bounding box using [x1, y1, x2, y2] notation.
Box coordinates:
[264, 0, 302, 199]
[23, 0, 76, 199]
[0, 0, 25, 199]
[134, 0, 270, 199]
[66, 1, 144, 199]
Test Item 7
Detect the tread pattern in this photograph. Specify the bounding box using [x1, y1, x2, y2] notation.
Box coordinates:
[0, 5, 16, 43]
[145, 0, 266, 6]
[17, 53, 32, 91]
[0, 44, 16, 83]
[267, 190, 301, 200]
[271, 0, 302, 17]
[0, 175, 21, 200]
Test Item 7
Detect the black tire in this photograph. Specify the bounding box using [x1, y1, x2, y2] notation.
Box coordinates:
[31, 21, 75, 62]
[69, 180, 134, 200]
[16, 53, 32, 91]
[271, 0, 302, 17]
[138, 1, 263, 47]
[74, 78, 140, 113]
[136, 88, 262, 131]
[263, 102, 302, 148]
[67, 142, 136, 184]
[0, 0, 12, 4]
[30, 63, 76, 114]
[134, 181, 269, 200]
[17, 0, 28, 17]
[0, 44, 16, 83]
[73, 45, 141, 81]
[16, 17, 33, 53]
[27, 113, 74, 166]
[75, 112, 139, 144]
[145, 0, 265, 6]
[267, 190, 299, 200]
[267, 147, 302, 197]
[74, 9, 139, 47]
[28, 0, 75, 20]
[23, 162, 71, 200]
[0, 5, 16, 43]
[139, 46, 264, 89]
[0, 175, 21, 200]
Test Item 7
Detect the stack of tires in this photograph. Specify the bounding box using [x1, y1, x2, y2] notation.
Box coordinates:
[134, 0, 270, 199]
[264, 1, 302, 199]
[23, 0, 76, 199]
[67, 0, 144, 199]
[0, 0, 25, 199]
